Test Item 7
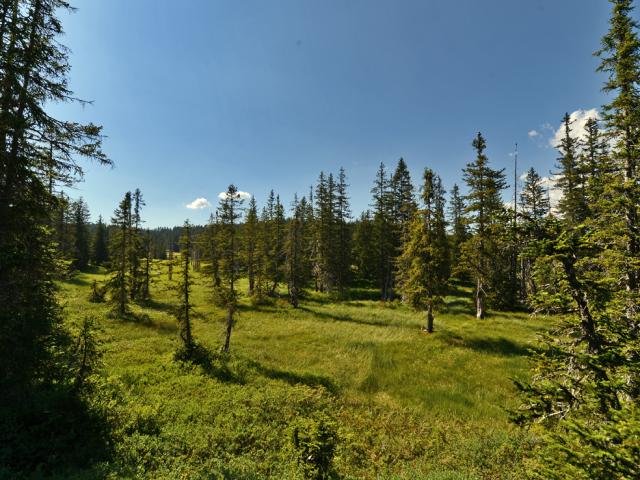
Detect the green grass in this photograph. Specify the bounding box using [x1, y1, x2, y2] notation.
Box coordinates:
[55, 263, 547, 479]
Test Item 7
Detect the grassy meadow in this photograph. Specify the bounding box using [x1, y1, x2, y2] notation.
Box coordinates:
[56, 262, 547, 479]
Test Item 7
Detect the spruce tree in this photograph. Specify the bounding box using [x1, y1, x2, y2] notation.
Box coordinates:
[596, 0, 640, 292]
[448, 184, 467, 275]
[0, 0, 108, 396]
[370, 162, 394, 300]
[243, 196, 259, 295]
[352, 210, 377, 283]
[108, 192, 132, 316]
[177, 220, 194, 353]
[390, 158, 417, 248]
[335, 167, 352, 296]
[461, 133, 508, 318]
[398, 168, 449, 332]
[216, 185, 244, 353]
[129, 188, 145, 300]
[92, 215, 109, 266]
[71, 198, 90, 271]
[555, 113, 588, 225]
[285, 195, 307, 307]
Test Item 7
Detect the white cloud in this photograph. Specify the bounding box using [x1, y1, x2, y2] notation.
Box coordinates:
[218, 190, 252, 201]
[186, 197, 212, 209]
[528, 129, 540, 138]
[550, 108, 600, 148]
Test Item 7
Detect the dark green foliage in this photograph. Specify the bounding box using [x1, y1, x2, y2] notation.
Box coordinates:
[289, 412, 338, 479]
[177, 220, 194, 353]
[89, 279, 106, 303]
[92, 214, 109, 266]
[516, 4, 640, 477]
[71, 197, 91, 270]
[243, 196, 260, 295]
[286, 195, 310, 307]
[352, 210, 377, 282]
[554, 113, 589, 225]
[0, 0, 108, 400]
[107, 191, 132, 316]
[460, 133, 509, 317]
[448, 183, 468, 274]
[216, 184, 245, 353]
[370, 162, 395, 300]
[398, 168, 450, 332]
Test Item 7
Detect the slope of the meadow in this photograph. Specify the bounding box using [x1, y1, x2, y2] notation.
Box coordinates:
[57, 264, 546, 479]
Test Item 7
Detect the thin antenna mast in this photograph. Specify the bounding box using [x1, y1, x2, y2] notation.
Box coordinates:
[513, 142, 518, 226]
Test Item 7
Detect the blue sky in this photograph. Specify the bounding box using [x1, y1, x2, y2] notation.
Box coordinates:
[50, 0, 616, 227]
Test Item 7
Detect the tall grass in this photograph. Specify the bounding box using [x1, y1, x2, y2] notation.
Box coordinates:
[54, 262, 546, 479]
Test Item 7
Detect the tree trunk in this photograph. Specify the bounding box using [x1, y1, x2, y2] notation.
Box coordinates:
[426, 304, 434, 333]
[223, 307, 234, 353]
[476, 277, 485, 319]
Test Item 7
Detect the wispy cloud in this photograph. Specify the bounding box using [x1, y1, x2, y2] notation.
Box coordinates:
[186, 197, 212, 209]
[218, 190, 252, 200]
[528, 129, 539, 138]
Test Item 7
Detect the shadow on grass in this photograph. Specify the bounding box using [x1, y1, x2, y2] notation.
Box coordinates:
[111, 310, 177, 334]
[0, 384, 113, 478]
[298, 306, 400, 329]
[441, 332, 534, 357]
[245, 359, 339, 394]
[176, 343, 246, 384]
[66, 275, 91, 287]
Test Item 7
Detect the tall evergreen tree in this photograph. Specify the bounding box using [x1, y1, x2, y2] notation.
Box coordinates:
[370, 162, 394, 300]
[129, 188, 145, 300]
[243, 196, 259, 295]
[92, 214, 109, 266]
[177, 220, 194, 353]
[519, 167, 550, 299]
[285, 195, 307, 307]
[390, 158, 417, 248]
[335, 167, 352, 296]
[0, 0, 108, 398]
[398, 168, 450, 332]
[461, 133, 508, 318]
[555, 113, 588, 225]
[596, 0, 640, 292]
[448, 184, 467, 274]
[352, 210, 377, 283]
[108, 192, 132, 316]
[71, 197, 90, 270]
[216, 185, 244, 353]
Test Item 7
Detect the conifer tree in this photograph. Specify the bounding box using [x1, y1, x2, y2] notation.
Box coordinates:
[71, 198, 90, 270]
[370, 162, 394, 300]
[177, 220, 194, 353]
[92, 215, 109, 266]
[216, 185, 244, 353]
[0, 0, 108, 395]
[202, 213, 221, 289]
[519, 167, 550, 298]
[390, 158, 417, 248]
[108, 192, 132, 316]
[516, 4, 640, 477]
[460, 133, 508, 318]
[352, 210, 377, 283]
[285, 195, 307, 307]
[398, 168, 449, 332]
[448, 184, 467, 274]
[597, 0, 640, 292]
[129, 188, 145, 299]
[243, 196, 259, 295]
[555, 113, 588, 225]
[335, 167, 352, 296]
[141, 229, 151, 301]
